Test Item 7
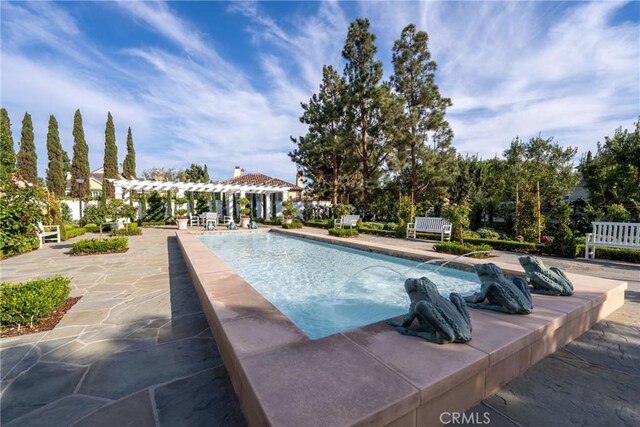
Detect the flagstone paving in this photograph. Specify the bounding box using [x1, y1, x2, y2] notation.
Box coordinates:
[1, 226, 638, 426]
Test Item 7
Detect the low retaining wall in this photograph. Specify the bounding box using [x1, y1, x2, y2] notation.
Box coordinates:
[177, 230, 626, 426]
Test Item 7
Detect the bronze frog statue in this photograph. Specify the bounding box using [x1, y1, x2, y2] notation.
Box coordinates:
[387, 276, 472, 344]
[465, 263, 533, 314]
[518, 256, 573, 296]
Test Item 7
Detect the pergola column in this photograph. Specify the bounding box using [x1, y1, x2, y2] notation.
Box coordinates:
[265, 193, 272, 219]
[226, 192, 233, 219]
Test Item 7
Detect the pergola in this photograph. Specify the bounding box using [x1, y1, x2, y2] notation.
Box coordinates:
[108, 178, 293, 218]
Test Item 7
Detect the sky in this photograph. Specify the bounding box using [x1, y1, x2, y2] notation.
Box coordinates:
[1, 1, 639, 183]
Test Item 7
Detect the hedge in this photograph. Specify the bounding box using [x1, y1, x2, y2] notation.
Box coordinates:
[110, 223, 142, 236]
[576, 244, 640, 264]
[433, 242, 493, 258]
[304, 219, 332, 229]
[61, 225, 86, 241]
[1, 276, 71, 328]
[84, 224, 111, 233]
[282, 221, 303, 229]
[464, 237, 544, 253]
[329, 228, 359, 238]
[358, 226, 396, 237]
[71, 237, 128, 255]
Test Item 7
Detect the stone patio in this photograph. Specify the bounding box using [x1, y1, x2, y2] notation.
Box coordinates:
[1, 226, 638, 426]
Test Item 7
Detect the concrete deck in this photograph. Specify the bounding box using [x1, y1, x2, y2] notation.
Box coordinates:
[1, 226, 638, 426]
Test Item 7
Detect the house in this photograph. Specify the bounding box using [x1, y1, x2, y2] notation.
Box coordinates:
[218, 166, 304, 201]
[64, 167, 122, 198]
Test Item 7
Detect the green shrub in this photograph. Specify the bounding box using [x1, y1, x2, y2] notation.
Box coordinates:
[61, 225, 87, 241]
[282, 220, 303, 229]
[329, 228, 359, 238]
[384, 222, 398, 232]
[361, 222, 385, 230]
[604, 203, 630, 222]
[442, 203, 471, 244]
[71, 237, 128, 255]
[1, 276, 71, 328]
[476, 228, 501, 240]
[110, 223, 142, 236]
[576, 244, 640, 264]
[551, 224, 578, 258]
[0, 180, 46, 258]
[464, 237, 542, 253]
[84, 223, 112, 233]
[358, 227, 396, 237]
[433, 242, 492, 258]
[304, 219, 331, 229]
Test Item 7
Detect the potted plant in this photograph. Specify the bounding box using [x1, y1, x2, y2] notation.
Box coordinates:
[238, 197, 251, 228]
[176, 209, 188, 230]
[282, 197, 297, 225]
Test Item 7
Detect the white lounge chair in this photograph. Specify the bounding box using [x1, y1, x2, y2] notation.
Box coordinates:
[334, 215, 359, 229]
[203, 212, 218, 229]
[37, 222, 60, 248]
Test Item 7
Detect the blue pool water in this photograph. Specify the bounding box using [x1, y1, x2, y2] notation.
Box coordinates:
[197, 232, 481, 339]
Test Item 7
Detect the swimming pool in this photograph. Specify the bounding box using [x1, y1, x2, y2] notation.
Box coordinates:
[197, 232, 481, 339]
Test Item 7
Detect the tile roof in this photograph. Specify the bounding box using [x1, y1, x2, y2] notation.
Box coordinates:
[218, 173, 302, 190]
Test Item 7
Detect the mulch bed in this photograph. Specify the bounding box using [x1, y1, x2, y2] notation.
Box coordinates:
[0, 296, 82, 338]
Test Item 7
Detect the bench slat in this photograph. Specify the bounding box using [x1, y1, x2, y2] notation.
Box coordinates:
[586, 222, 640, 259]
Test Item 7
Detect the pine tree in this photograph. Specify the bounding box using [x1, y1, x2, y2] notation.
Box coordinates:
[102, 112, 118, 200]
[122, 127, 136, 179]
[46, 115, 65, 196]
[70, 109, 90, 198]
[342, 18, 391, 212]
[17, 112, 38, 184]
[391, 24, 454, 203]
[1, 108, 16, 185]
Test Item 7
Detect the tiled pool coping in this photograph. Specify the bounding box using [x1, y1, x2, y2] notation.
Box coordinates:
[177, 229, 627, 426]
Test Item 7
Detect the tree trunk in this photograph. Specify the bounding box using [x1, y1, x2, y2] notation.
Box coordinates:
[410, 142, 417, 203]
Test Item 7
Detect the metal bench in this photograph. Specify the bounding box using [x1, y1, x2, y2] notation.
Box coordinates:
[585, 221, 640, 259]
[407, 217, 452, 241]
[334, 215, 359, 229]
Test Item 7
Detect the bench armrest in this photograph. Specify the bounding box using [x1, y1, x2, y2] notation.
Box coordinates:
[585, 233, 592, 243]
[442, 224, 452, 233]
[334, 218, 341, 228]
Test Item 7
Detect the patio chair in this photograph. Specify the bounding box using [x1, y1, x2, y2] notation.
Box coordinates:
[37, 222, 60, 248]
[204, 212, 218, 229]
[189, 213, 200, 227]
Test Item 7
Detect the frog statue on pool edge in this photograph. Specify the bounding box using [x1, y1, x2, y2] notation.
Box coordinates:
[465, 263, 533, 314]
[518, 255, 574, 296]
[387, 277, 472, 344]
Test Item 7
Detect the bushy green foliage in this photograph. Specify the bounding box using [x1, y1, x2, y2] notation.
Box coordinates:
[358, 226, 395, 237]
[84, 223, 111, 233]
[1, 276, 71, 328]
[282, 197, 297, 217]
[333, 203, 352, 219]
[282, 220, 303, 229]
[110, 223, 142, 236]
[476, 228, 500, 240]
[46, 115, 65, 196]
[122, 127, 136, 179]
[576, 244, 640, 264]
[144, 192, 165, 222]
[396, 196, 415, 238]
[464, 237, 542, 253]
[443, 203, 471, 244]
[433, 242, 492, 258]
[71, 237, 128, 255]
[61, 225, 86, 241]
[329, 228, 359, 237]
[551, 224, 578, 258]
[361, 222, 385, 230]
[303, 219, 331, 229]
[604, 203, 630, 222]
[102, 112, 118, 200]
[0, 108, 16, 185]
[17, 112, 38, 184]
[0, 181, 46, 258]
[70, 109, 90, 198]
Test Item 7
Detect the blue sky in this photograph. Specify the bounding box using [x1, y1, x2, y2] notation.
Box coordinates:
[1, 1, 639, 183]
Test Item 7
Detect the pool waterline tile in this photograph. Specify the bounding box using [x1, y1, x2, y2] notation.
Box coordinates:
[176, 230, 627, 426]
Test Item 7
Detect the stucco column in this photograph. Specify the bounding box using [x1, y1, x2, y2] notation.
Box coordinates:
[226, 192, 233, 219]
[265, 193, 272, 219]
[114, 185, 123, 200]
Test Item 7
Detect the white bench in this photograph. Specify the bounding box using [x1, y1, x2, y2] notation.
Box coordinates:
[334, 215, 359, 229]
[585, 221, 640, 259]
[407, 217, 452, 241]
[37, 222, 60, 248]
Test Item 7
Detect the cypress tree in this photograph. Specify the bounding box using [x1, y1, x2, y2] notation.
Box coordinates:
[70, 109, 90, 198]
[0, 108, 16, 185]
[17, 112, 38, 184]
[102, 112, 118, 200]
[46, 115, 65, 196]
[122, 127, 136, 179]
[203, 164, 210, 182]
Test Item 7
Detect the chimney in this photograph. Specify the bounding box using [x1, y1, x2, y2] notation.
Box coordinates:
[233, 166, 243, 177]
[296, 172, 304, 188]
